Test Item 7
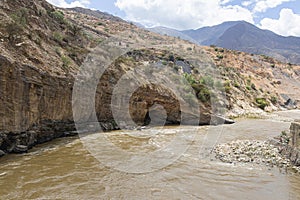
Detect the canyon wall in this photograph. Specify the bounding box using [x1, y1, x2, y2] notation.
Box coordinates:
[0, 56, 76, 154]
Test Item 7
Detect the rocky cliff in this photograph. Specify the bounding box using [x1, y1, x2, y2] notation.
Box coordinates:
[291, 120, 300, 149]
[0, 0, 299, 155]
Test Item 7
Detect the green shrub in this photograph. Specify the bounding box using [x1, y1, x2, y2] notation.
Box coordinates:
[225, 85, 231, 93]
[11, 8, 29, 26]
[217, 54, 224, 59]
[256, 98, 269, 110]
[61, 55, 71, 68]
[50, 10, 65, 24]
[197, 87, 211, 102]
[161, 60, 167, 65]
[184, 73, 197, 85]
[191, 83, 203, 93]
[53, 32, 63, 43]
[270, 96, 278, 104]
[199, 75, 214, 87]
[233, 81, 240, 88]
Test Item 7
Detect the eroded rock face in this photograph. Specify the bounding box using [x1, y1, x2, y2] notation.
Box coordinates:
[0, 49, 225, 155]
[291, 120, 300, 149]
[0, 56, 75, 154]
[0, 56, 74, 133]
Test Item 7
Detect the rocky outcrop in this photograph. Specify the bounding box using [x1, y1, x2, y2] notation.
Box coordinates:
[269, 120, 300, 167]
[291, 120, 300, 148]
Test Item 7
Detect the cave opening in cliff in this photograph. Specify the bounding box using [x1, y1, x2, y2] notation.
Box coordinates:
[129, 85, 182, 127]
[143, 109, 181, 126]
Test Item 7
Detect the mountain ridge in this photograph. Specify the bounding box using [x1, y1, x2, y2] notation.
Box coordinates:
[149, 21, 300, 64]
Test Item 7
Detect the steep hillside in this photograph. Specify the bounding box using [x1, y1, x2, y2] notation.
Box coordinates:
[0, 0, 299, 155]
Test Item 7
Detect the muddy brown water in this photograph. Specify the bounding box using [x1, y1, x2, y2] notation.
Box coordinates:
[0, 110, 300, 199]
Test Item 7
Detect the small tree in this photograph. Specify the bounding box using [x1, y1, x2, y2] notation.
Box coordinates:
[6, 22, 23, 43]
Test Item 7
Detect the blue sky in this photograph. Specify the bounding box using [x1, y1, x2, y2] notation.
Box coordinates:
[47, 0, 300, 37]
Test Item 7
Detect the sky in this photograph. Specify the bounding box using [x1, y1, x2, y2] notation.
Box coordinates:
[46, 0, 300, 37]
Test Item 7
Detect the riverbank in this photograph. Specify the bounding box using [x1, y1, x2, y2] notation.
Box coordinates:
[213, 117, 300, 173]
[213, 139, 300, 173]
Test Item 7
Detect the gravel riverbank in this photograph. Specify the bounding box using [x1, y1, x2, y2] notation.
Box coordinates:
[213, 139, 300, 172]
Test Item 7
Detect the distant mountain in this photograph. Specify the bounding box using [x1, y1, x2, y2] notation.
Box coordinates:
[148, 26, 198, 44]
[182, 21, 241, 45]
[150, 21, 300, 64]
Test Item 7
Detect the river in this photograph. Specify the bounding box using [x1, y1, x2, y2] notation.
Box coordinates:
[0, 110, 300, 199]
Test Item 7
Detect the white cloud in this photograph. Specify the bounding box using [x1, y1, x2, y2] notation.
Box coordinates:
[241, 1, 253, 7]
[259, 8, 300, 36]
[46, 0, 90, 8]
[253, 0, 295, 13]
[115, 0, 254, 30]
[220, 0, 233, 5]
